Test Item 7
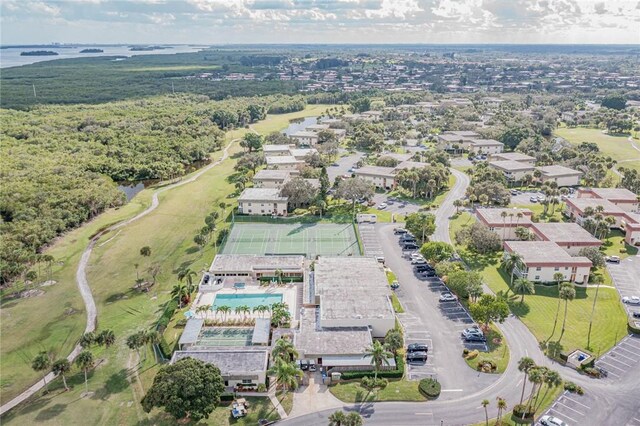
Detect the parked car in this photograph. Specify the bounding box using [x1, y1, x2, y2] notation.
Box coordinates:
[632, 311, 640, 319]
[414, 265, 433, 272]
[407, 343, 429, 353]
[406, 351, 428, 363]
[421, 271, 437, 278]
[399, 233, 416, 240]
[402, 243, 420, 251]
[378, 203, 388, 209]
[622, 296, 640, 305]
[463, 326, 481, 334]
[411, 258, 427, 265]
[394, 227, 408, 235]
[410, 252, 424, 260]
[537, 195, 546, 202]
[606, 255, 621, 264]
[439, 292, 458, 302]
[342, 174, 352, 179]
[529, 196, 538, 203]
[462, 328, 485, 340]
[538, 415, 568, 426]
[308, 360, 317, 372]
[464, 333, 487, 343]
[390, 281, 400, 290]
[298, 360, 309, 371]
[401, 239, 418, 247]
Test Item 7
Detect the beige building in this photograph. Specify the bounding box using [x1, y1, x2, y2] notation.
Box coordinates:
[489, 160, 535, 182]
[468, 139, 504, 155]
[475, 208, 533, 240]
[490, 152, 536, 165]
[437, 130, 481, 151]
[536, 165, 582, 187]
[577, 188, 638, 213]
[504, 241, 592, 284]
[209, 254, 305, 280]
[530, 222, 602, 255]
[289, 131, 319, 146]
[253, 169, 293, 188]
[237, 188, 288, 216]
[265, 155, 303, 170]
[353, 165, 398, 190]
[263, 144, 294, 156]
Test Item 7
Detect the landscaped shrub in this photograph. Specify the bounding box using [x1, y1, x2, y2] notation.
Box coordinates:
[462, 348, 470, 356]
[465, 349, 479, 360]
[361, 376, 388, 390]
[628, 318, 640, 334]
[256, 383, 267, 392]
[340, 355, 404, 380]
[158, 335, 174, 359]
[157, 299, 179, 330]
[220, 392, 235, 402]
[418, 378, 441, 398]
[564, 381, 584, 395]
[583, 367, 601, 378]
[476, 360, 497, 373]
[512, 403, 535, 418]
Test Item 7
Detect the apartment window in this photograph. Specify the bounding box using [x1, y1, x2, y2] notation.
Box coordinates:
[554, 267, 560, 271]
[242, 379, 253, 384]
[565, 267, 569, 270]
[248, 203, 252, 206]
[535, 275, 540, 280]
[536, 267, 542, 271]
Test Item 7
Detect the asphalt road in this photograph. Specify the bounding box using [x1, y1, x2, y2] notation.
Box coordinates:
[607, 255, 640, 320]
[327, 150, 363, 184]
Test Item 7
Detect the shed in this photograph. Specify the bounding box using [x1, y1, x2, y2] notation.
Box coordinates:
[252, 318, 271, 345]
[179, 318, 204, 350]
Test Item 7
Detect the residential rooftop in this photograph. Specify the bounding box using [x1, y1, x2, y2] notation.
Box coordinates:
[566, 197, 627, 215]
[537, 165, 582, 177]
[489, 160, 535, 172]
[289, 131, 318, 138]
[471, 139, 504, 146]
[237, 188, 288, 202]
[531, 222, 602, 245]
[476, 208, 533, 226]
[210, 254, 304, 273]
[394, 160, 429, 171]
[314, 257, 394, 322]
[265, 155, 302, 165]
[294, 307, 373, 356]
[263, 144, 292, 153]
[252, 318, 271, 345]
[179, 318, 204, 346]
[354, 165, 397, 178]
[289, 148, 318, 158]
[253, 169, 293, 180]
[504, 241, 592, 267]
[491, 152, 536, 162]
[171, 349, 269, 375]
[584, 187, 638, 202]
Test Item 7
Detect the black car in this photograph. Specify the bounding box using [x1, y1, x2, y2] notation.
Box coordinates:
[394, 228, 408, 235]
[632, 311, 640, 319]
[407, 343, 429, 353]
[422, 271, 436, 277]
[406, 351, 428, 363]
[402, 243, 420, 251]
[399, 234, 416, 242]
[414, 265, 432, 272]
[464, 334, 487, 343]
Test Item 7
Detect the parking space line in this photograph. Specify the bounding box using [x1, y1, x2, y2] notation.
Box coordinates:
[620, 341, 640, 351]
[555, 400, 585, 416]
[597, 360, 626, 373]
[562, 395, 590, 410]
[610, 351, 637, 364]
[613, 347, 640, 361]
[548, 408, 577, 424]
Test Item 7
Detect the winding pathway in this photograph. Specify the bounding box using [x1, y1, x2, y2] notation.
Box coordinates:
[0, 139, 237, 416]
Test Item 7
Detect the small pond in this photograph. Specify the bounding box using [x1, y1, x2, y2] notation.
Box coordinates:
[282, 116, 317, 136]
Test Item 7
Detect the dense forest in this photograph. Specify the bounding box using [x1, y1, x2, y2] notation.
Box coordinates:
[0, 93, 305, 285]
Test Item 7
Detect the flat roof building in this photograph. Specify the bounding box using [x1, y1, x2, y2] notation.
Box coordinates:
[489, 160, 535, 181]
[536, 165, 582, 187]
[476, 208, 533, 240]
[253, 169, 294, 188]
[530, 222, 602, 255]
[490, 152, 536, 164]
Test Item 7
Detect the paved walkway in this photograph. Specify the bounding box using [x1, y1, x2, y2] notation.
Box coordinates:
[0, 139, 237, 416]
[288, 371, 342, 419]
[267, 379, 289, 419]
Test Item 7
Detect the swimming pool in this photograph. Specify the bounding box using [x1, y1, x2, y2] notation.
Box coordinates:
[211, 293, 283, 310]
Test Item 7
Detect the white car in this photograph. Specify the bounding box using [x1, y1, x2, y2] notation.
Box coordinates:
[622, 296, 640, 305]
[606, 255, 621, 264]
[411, 258, 427, 265]
[538, 415, 567, 426]
[410, 252, 424, 260]
[377, 203, 388, 209]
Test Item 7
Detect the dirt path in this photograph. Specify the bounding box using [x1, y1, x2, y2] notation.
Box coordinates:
[0, 139, 236, 416]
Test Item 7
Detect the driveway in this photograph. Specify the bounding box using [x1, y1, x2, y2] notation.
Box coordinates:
[370, 193, 422, 215]
[327, 150, 363, 183]
[607, 255, 640, 319]
[288, 370, 342, 418]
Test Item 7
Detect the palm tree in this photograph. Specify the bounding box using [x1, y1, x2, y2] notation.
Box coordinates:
[75, 350, 94, 394]
[272, 337, 299, 363]
[143, 330, 160, 361]
[523, 367, 544, 419]
[481, 399, 490, 426]
[126, 332, 145, 359]
[500, 211, 508, 240]
[52, 358, 71, 391]
[513, 277, 535, 304]
[469, 194, 478, 209]
[345, 412, 364, 426]
[587, 274, 604, 349]
[558, 283, 576, 343]
[253, 304, 270, 318]
[502, 252, 523, 286]
[328, 410, 347, 426]
[274, 268, 284, 284]
[171, 284, 188, 308]
[496, 397, 507, 424]
[196, 304, 210, 319]
[547, 273, 566, 342]
[79, 332, 96, 348]
[453, 199, 463, 214]
[268, 358, 303, 393]
[235, 304, 251, 320]
[41, 254, 55, 283]
[96, 329, 116, 348]
[216, 305, 232, 322]
[517, 357, 536, 405]
[364, 341, 392, 380]
[31, 351, 51, 391]
[535, 369, 562, 412]
[177, 268, 198, 293]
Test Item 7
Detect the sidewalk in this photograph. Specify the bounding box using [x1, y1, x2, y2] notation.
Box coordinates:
[288, 371, 342, 419]
[267, 378, 288, 419]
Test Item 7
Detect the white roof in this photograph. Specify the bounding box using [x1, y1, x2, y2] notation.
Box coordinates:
[238, 188, 288, 202]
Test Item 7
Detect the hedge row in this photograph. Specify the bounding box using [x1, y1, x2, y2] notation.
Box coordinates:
[157, 299, 179, 330]
[340, 355, 404, 380]
[158, 334, 174, 359]
[418, 378, 441, 398]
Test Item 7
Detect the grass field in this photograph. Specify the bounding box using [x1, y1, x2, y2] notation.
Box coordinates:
[0, 106, 329, 423]
[449, 213, 628, 357]
[221, 222, 359, 257]
[329, 379, 426, 403]
[464, 325, 510, 374]
[555, 127, 640, 173]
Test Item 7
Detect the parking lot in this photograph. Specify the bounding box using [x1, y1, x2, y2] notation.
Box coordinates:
[371, 193, 422, 215]
[357, 223, 384, 258]
[509, 189, 576, 206]
[397, 310, 438, 381]
[607, 256, 640, 320]
[596, 334, 640, 381]
[542, 390, 594, 426]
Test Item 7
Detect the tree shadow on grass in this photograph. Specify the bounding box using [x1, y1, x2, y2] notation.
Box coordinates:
[508, 299, 531, 317]
[92, 369, 130, 400]
[184, 246, 200, 255]
[34, 403, 67, 422]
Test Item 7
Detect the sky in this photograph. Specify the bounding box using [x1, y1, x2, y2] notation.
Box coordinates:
[1, 0, 640, 45]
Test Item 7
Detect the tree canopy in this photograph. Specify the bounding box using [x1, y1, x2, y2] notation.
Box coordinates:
[141, 357, 225, 422]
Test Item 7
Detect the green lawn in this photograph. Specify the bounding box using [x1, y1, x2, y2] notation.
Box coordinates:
[208, 397, 280, 426]
[329, 380, 426, 403]
[555, 127, 640, 173]
[385, 270, 404, 313]
[602, 230, 638, 258]
[277, 391, 293, 415]
[511, 203, 568, 223]
[449, 213, 628, 357]
[464, 325, 510, 374]
[0, 107, 323, 424]
[250, 104, 335, 135]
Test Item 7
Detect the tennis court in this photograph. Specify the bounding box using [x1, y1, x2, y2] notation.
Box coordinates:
[196, 327, 254, 347]
[221, 223, 360, 257]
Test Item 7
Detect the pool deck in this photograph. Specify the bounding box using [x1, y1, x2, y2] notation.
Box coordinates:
[192, 283, 298, 322]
